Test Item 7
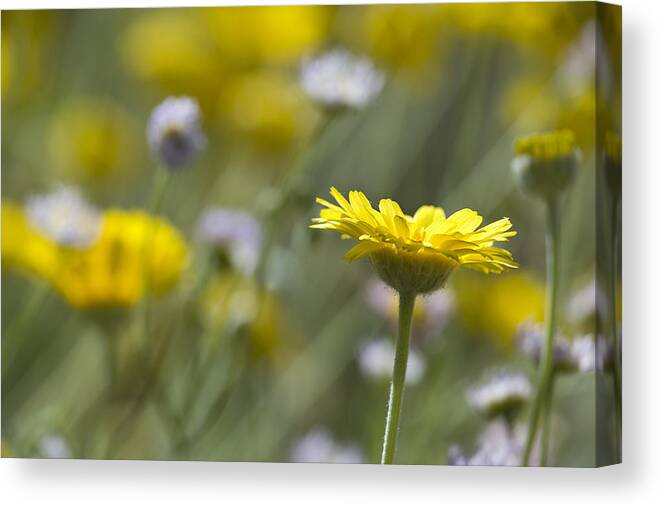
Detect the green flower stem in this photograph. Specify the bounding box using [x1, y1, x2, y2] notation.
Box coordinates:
[540, 371, 556, 466]
[148, 167, 171, 216]
[140, 167, 171, 341]
[610, 198, 622, 461]
[522, 196, 561, 466]
[381, 290, 416, 465]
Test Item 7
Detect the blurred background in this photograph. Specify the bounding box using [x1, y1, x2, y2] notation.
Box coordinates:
[1, 2, 620, 465]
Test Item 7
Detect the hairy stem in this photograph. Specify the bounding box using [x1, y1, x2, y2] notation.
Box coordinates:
[381, 291, 416, 465]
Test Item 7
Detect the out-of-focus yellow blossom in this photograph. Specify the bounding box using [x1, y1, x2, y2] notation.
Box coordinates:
[1, 11, 59, 102]
[3, 203, 188, 309]
[203, 6, 332, 67]
[200, 272, 294, 362]
[455, 271, 545, 349]
[1, 202, 59, 281]
[502, 76, 596, 152]
[48, 97, 139, 182]
[360, 4, 446, 78]
[1, 30, 13, 97]
[557, 90, 596, 151]
[120, 11, 223, 106]
[445, 3, 593, 61]
[219, 70, 320, 154]
[52, 210, 189, 309]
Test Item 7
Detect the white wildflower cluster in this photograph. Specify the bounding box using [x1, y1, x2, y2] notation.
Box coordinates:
[467, 371, 532, 420]
[448, 419, 539, 467]
[37, 434, 72, 459]
[357, 337, 426, 386]
[365, 278, 454, 340]
[197, 208, 263, 276]
[147, 96, 205, 170]
[26, 185, 101, 248]
[289, 428, 364, 464]
[300, 49, 385, 110]
[517, 321, 597, 373]
[565, 278, 597, 325]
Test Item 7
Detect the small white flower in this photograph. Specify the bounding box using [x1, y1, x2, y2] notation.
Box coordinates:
[365, 278, 454, 339]
[518, 322, 597, 373]
[449, 419, 539, 466]
[197, 208, 263, 276]
[290, 428, 364, 464]
[26, 185, 101, 248]
[300, 49, 385, 110]
[38, 434, 72, 459]
[570, 334, 597, 373]
[467, 371, 532, 419]
[566, 279, 596, 324]
[420, 289, 455, 337]
[147, 96, 205, 170]
[357, 337, 426, 385]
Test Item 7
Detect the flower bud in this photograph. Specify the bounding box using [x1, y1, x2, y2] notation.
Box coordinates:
[512, 130, 580, 200]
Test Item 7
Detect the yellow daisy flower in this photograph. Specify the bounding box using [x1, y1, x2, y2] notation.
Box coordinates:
[311, 188, 517, 294]
[52, 210, 189, 309]
[1, 201, 59, 281]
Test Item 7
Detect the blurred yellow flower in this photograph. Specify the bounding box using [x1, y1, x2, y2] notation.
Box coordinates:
[200, 272, 293, 362]
[455, 271, 545, 349]
[446, 3, 592, 60]
[1, 202, 59, 281]
[502, 76, 596, 152]
[1, 30, 13, 98]
[120, 11, 223, 106]
[3, 203, 188, 309]
[362, 4, 446, 77]
[52, 210, 189, 309]
[48, 97, 139, 182]
[1, 11, 58, 102]
[219, 70, 320, 154]
[312, 188, 517, 294]
[204, 6, 332, 66]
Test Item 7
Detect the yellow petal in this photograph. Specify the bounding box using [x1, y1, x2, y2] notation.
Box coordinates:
[343, 240, 383, 262]
[329, 187, 351, 212]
